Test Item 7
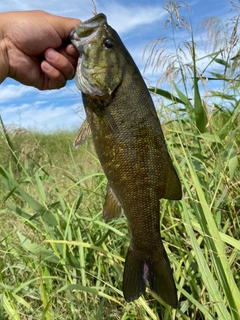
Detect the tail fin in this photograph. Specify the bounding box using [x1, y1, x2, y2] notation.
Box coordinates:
[123, 246, 178, 308]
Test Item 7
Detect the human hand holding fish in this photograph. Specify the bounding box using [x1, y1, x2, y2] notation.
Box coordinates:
[0, 10, 81, 89]
[0, 8, 182, 309]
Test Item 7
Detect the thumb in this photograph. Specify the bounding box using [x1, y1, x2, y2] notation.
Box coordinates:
[48, 14, 81, 39]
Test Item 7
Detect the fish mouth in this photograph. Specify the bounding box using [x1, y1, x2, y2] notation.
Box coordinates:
[70, 30, 80, 42]
[70, 13, 117, 97]
[70, 13, 107, 51]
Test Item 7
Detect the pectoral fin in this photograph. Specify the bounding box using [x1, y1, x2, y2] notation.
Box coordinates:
[104, 107, 119, 133]
[162, 157, 182, 200]
[103, 183, 122, 222]
[74, 119, 91, 148]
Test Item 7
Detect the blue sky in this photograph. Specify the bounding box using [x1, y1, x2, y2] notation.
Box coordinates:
[0, 0, 234, 131]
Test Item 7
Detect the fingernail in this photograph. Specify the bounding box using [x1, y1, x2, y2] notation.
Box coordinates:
[42, 61, 52, 71]
[46, 49, 58, 60]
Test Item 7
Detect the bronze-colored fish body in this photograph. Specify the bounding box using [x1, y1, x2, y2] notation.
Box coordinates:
[70, 14, 182, 308]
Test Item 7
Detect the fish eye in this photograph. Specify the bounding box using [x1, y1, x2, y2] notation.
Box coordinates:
[103, 38, 114, 49]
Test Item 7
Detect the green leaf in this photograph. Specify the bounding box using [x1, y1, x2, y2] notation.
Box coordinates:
[173, 82, 192, 106]
[214, 58, 230, 68]
[195, 49, 224, 62]
[0, 116, 19, 168]
[191, 32, 208, 133]
[182, 198, 231, 319]
[0, 165, 57, 226]
[182, 147, 240, 319]
[210, 91, 237, 101]
[2, 294, 20, 320]
[209, 72, 232, 80]
[148, 87, 186, 104]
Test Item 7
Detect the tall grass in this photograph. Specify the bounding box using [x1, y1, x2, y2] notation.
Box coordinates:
[0, 1, 239, 319]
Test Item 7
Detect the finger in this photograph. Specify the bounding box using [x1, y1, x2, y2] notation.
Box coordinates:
[58, 45, 79, 70]
[48, 15, 81, 39]
[44, 48, 75, 80]
[65, 44, 79, 59]
[41, 60, 66, 89]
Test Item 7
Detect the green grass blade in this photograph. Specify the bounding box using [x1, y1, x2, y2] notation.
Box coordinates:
[2, 294, 20, 320]
[191, 32, 208, 133]
[0, 165, 57, 226]
[148, 87, 186, 104]
[182, 144, 240, 318]
[182, 198, 231, 319]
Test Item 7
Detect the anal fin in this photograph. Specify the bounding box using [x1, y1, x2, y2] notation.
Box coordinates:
[103, 183, 123, 222]
[162, 157, 182, 200]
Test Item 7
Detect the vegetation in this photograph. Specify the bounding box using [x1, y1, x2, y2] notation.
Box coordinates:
[0, 1, 239, 319]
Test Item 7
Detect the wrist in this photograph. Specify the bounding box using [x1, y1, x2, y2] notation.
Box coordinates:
[0, 14, 9, 84]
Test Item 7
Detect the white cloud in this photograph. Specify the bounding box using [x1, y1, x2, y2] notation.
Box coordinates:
[0, 84, 37, 103]
[0, 0, 90, 16]
[0, 100, 84, 131]
[0, 80, 84, 131]
[0, 0, 166, 35]
[101, 4, 167, 34]
[0, 0, 232, 132]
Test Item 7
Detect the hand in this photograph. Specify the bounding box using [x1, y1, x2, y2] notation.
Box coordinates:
[0, 10, 81, 90]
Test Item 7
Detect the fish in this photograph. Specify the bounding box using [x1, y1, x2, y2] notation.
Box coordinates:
[70, 13, 182, 308]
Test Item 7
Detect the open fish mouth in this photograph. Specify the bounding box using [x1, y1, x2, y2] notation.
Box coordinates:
[70, 13, 120, 97]
[69, 30, 80, 42]
[70, 13, 107, 51]
[70, 30, 82, 58]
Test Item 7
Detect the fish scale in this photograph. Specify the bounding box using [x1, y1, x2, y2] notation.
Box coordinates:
[70, 13, 182, 308]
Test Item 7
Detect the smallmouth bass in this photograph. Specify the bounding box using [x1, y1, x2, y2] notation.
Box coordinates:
[70, 13, 182, 308]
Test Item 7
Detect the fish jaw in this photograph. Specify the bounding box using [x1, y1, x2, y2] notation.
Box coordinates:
[70, 14, 106, 54]
[70, 13, 122, 98]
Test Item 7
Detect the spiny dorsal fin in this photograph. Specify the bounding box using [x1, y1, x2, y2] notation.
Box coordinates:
[103, 183, 123, 222]
[74, 119, 91, 148]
